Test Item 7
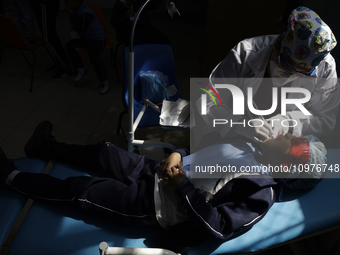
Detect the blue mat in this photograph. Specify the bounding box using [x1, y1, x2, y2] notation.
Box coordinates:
[8, 149, 340, 254]
[9, 162, 159, 255]
[0, 158, 48, 248]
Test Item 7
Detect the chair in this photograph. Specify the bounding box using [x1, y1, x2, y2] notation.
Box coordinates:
[116, 44, 183, 150]
[0, 14, 46, 92]
[74, 4, 117, 85]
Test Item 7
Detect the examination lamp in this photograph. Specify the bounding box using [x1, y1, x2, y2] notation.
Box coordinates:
[127, 0, 180, 152]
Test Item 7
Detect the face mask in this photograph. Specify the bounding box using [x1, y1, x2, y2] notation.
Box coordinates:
[270, 60, 300, 87]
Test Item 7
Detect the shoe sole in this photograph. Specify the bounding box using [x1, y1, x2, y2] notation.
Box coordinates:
[24, 121, 53, 157]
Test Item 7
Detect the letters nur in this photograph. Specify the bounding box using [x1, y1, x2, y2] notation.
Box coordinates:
[201, 84, 312, 116]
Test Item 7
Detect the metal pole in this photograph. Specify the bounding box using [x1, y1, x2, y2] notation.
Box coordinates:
[127, 51, 135, 152]
[127, 0, 153, 152]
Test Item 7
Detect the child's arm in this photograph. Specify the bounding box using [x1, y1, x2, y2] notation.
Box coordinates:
[70, 13, 94, 35]
[158, 147, 189, 190]
[159, 147, 189, 172]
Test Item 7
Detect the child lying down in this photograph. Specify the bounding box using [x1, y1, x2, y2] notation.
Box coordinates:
[0, 121, 326, 253]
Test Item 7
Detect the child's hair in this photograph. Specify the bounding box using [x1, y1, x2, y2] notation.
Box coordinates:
[280, 135, 327, 190]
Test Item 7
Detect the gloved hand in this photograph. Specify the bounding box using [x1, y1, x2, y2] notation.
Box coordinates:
[235, 118, 273, 143]
[267, 114, 290, 138]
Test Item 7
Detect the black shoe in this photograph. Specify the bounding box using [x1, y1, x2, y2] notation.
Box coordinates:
[0, 147, 16, 188]
[25, 121, 55, 158]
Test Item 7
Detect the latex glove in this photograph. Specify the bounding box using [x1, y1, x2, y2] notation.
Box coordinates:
[267, 114, 290, 138]
[235, 118, 273, 143]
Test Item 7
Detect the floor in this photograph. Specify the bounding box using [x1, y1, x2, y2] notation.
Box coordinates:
[0, 4, 339, 255]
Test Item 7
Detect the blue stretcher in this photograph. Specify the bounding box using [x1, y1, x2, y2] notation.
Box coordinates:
[2, 149, 340, 254]
[0, 158, 48, 249]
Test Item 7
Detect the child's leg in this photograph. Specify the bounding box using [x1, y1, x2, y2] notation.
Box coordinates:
[25, 121, 161, 180]
[10, 171, 158, 226]
[15, 0, 36, 43]
[65, 39, 85, 70]
[2, 142, 158, 226]
[33, 1, 73, 73]
[84, 39, 107, 82]
[45, 141, 160, 182]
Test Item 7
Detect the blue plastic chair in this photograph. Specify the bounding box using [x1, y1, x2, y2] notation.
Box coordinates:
[116, 44, 183, 135]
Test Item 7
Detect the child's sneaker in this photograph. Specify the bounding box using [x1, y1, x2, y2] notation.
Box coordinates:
[74, 68, 89, 82]
[53, 70, 75, 81]
[100, 80, 109, 95]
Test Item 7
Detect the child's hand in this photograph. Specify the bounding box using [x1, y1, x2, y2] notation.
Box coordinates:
[162, 167, 186, 191]
[159, 152, 186, 190]
[159, 152, 182, 174]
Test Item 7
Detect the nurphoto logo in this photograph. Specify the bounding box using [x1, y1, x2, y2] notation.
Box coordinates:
[199, 84, 311, 116]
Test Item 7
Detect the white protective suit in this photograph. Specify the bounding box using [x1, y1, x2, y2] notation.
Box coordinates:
[204, 35, 340, 138]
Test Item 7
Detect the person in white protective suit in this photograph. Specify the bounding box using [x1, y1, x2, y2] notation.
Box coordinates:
[203, 6, 340, 143]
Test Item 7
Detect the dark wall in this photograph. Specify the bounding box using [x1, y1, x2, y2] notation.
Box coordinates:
[200, 0, 289, 76]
